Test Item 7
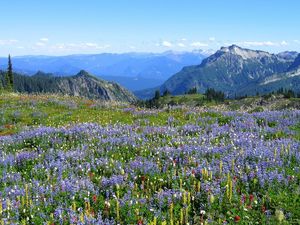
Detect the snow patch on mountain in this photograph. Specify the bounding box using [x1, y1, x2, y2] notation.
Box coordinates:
[220, 45, 271, 60]
[261, 68, 300, 85]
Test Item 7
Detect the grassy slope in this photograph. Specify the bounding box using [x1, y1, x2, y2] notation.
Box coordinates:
[0, 93, 206, 135]
[156, 94, 300, 111]
[1, 92, 299, 136]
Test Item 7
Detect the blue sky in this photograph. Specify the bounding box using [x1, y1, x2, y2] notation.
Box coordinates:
[0, 0, 300, 56]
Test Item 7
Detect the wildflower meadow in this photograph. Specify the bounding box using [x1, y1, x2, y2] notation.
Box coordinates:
[0, 94, 300, 224]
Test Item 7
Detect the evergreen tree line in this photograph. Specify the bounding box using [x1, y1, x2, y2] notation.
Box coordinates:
[234, 88, 300, 100]
[135, 90, 164, 108]
[185, 87, 197, 95]
[275, 88, 299, 98]
[136, 87, 226, 108]
[204, 88, 225, 102]
[186, 87, 225, 102]
[0, 55, 14, 91]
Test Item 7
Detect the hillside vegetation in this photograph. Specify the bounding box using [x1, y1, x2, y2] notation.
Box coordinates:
[0, 93, 300, 224]
[0, 70, 137, 102]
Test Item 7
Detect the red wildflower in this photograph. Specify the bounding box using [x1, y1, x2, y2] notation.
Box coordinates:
[261, 205, 266, 213]
[234, 215, 241, 222]
[249, 194, 254, 202]
[92, 194, 97, 203]
[138, 219, 143, 225]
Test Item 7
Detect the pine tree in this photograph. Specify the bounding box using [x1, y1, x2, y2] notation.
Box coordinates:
[154, 90, 160, 100]
[7, 54, 13, 91]
[5, 72, 10, 91]
[0, 76, 3, 93]
[162, 89, 171, 96]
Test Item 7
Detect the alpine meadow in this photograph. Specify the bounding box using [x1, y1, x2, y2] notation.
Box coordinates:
[0, 1, 300, 224]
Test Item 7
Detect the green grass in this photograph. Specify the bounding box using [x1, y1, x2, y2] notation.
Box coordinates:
[1, 93, 299, 137]
[0, 93, 207, 135]
[291, 123, 300, 140]
[159, 94, 204, 105]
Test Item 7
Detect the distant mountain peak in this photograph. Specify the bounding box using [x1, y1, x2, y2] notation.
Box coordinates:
[76, 70, 91, 77]
[33, 70, 53, 77]
[156, 45, 297, 98]
[219, 44, 242, 52]
[221, 44, 240, 50]
[218, 45, 271, 60]
[35, 70, 46, 75]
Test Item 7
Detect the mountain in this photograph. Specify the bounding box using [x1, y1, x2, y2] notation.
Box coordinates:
[0, 70, 137, 102]
[250, 54, 300, 95]
[99, 75, 164, 91]
[277, 51, 299, 61]
[0, 51, 208, 91]
[287, 53, 300, 71]
[140, 45, 299, 98]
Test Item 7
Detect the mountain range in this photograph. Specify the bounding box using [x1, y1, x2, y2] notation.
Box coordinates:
[1, 46, 300, 101]
[136, 45, 300, 98]
[0, 51, 208, 91]
[0, 70, 136, 102]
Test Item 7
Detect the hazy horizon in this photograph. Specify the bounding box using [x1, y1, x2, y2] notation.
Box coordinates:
[0, 47, 298, 58]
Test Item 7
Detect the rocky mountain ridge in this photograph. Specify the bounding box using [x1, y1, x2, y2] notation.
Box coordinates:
[0, 70, 137, 102]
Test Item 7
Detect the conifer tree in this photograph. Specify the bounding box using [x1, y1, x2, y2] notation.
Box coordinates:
[5, 72, 10, 91]
[154, 90, 160, 100]
[7, 54, 13, 91]
[0, 77, 3, 92]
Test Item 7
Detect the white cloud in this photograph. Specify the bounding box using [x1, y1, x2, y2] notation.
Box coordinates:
[0, 39, 18, 45]
[84, 43, 110, 49]
[162, 41, 172, 47]
[36, 38, 50, 47]
[190, 42, 208, 47]
[85, 42, 98, 47]
[40, 38, 49, 42]
[36, 42, 46, 47]
[50, 42, 110, 51]
[180, 38, 187, 41]
[242, 41, 277, 47]
[209, 37, 216, 41]
[240, 41, 289, 47]
[293, 40, 300, 44]
[177, 43, 185, 47]
[55, 44, 66, 49]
